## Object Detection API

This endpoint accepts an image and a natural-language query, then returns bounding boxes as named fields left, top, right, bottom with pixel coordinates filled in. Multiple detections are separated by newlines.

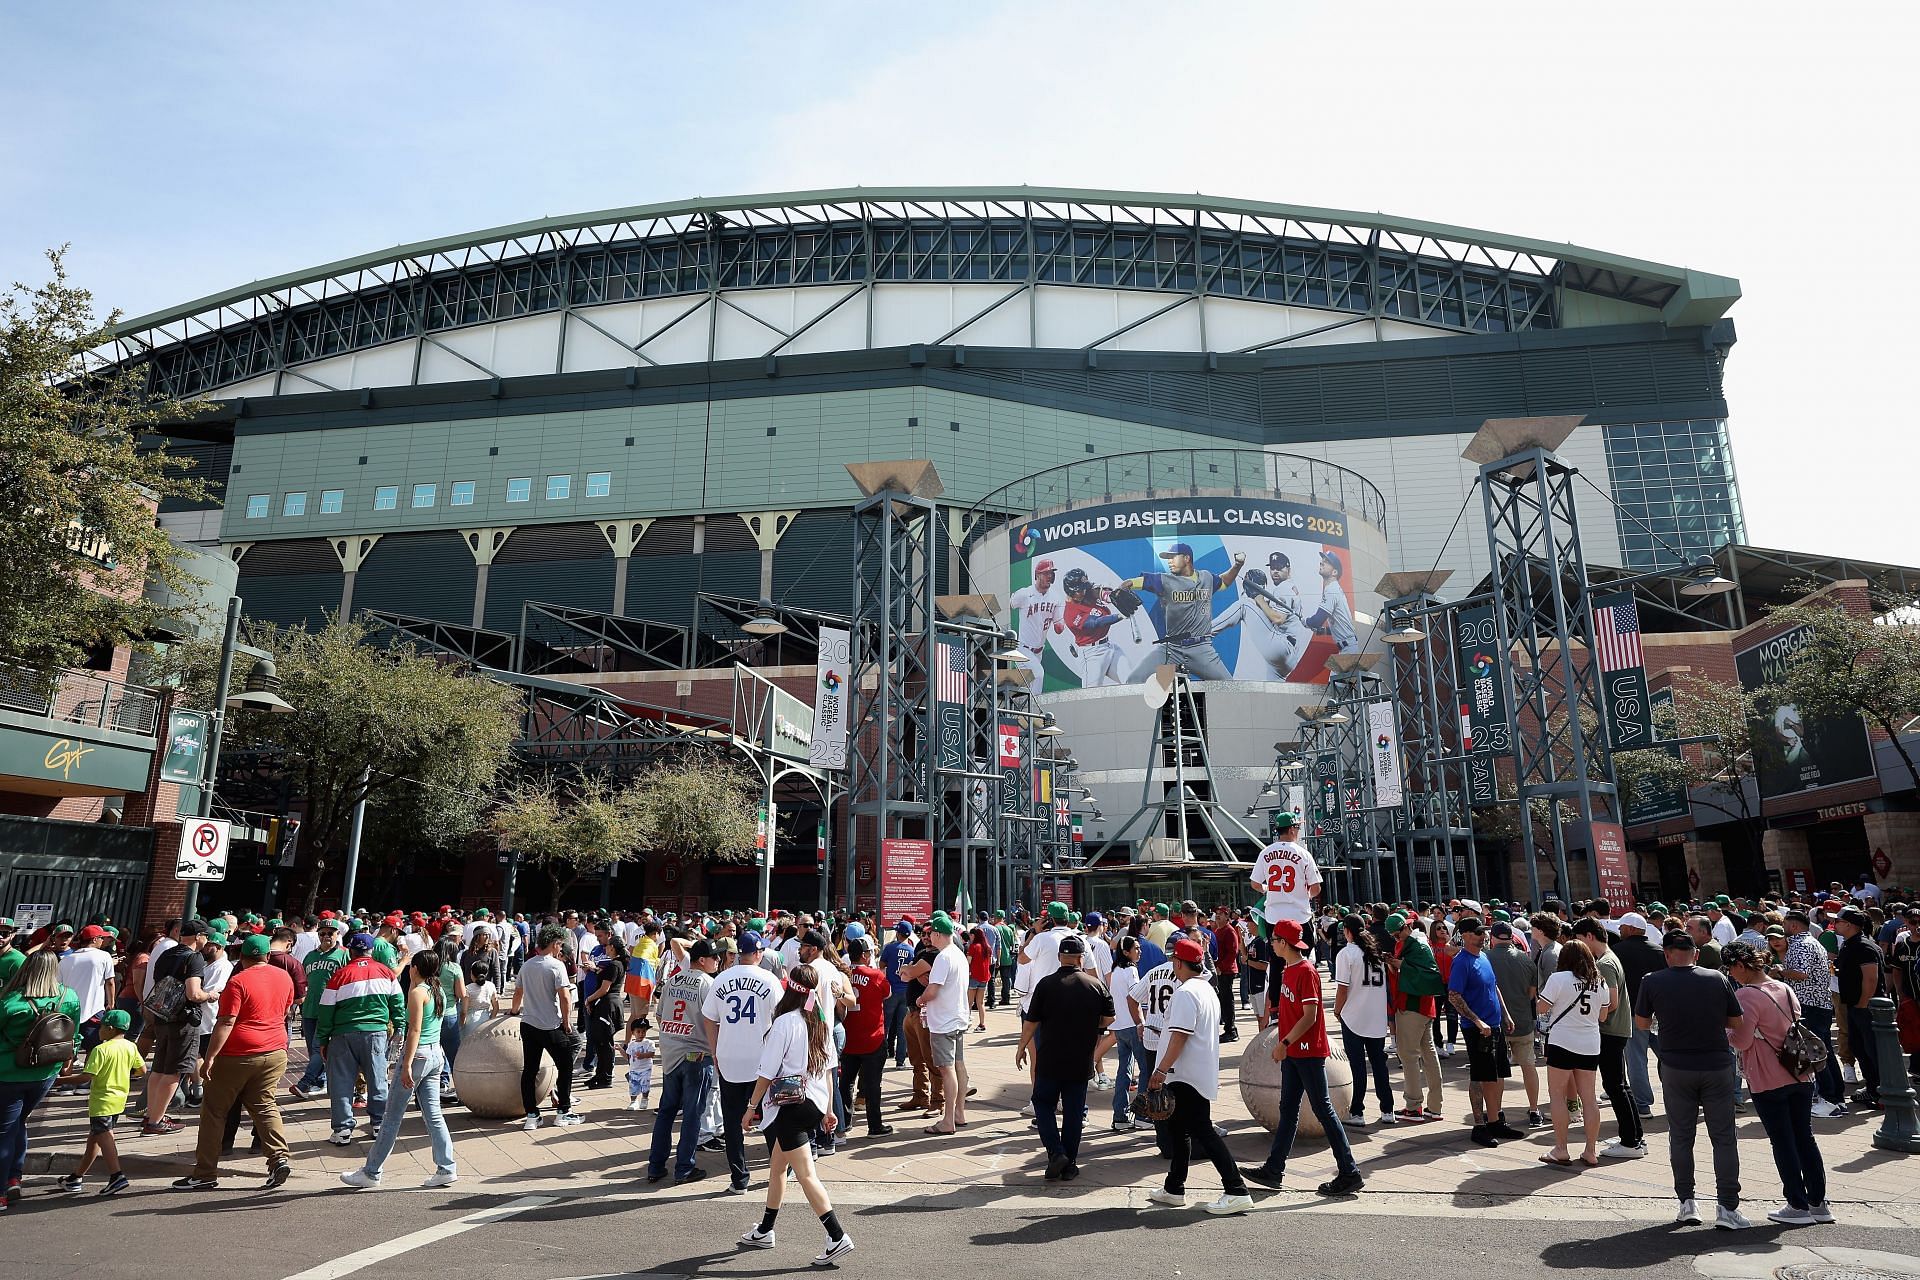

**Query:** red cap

left=1270, top=919, right=1304, bottom=948
left=1035, top=557, right=1056, bottom=574
left=1172, top=937, right=1206, bottom=966
left=383, top=913, right=404, bottom=929
left=439, top=905, right=452, bottom=913
left=319, top=910, right=336, bottom=920
left=74, top=925, right=107, bottom=945
left=1820, top=899, right=1843, bottom=911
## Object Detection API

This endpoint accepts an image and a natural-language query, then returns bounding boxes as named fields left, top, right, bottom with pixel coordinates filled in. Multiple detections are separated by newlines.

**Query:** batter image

left=1119, top=541, right=1243, bottom=682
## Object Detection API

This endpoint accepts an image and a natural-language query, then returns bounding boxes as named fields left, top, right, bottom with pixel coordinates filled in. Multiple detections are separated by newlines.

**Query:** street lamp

left=1036, top=714, right=1064, bottom=737
left=992, top=632, right=1028, bottom=663
left=1383, top=622, right=1427, bottom=645
left=742, top=602, right=789, bottom=636
left=1678, top=556, right=1737, bottom=597
left=228, top=655, right=294, bottom=713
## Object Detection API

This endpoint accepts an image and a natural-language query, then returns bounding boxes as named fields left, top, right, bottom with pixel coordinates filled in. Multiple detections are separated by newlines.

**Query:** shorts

left=1464, top=1023, right=1511, bottom=1083
left=88, top=1113, right=123, bottom=1135
left=765, top=1100, right=824, bottom=1152
left=151, top=1019, right=198, bottom=1075
left=969, top=979, right=987, bottom=991
left=929, top=1029, right=966, bottom=1068
left=1545, top=1043, right=1599, bottom=1072
left=1505, top=1033, right=1536, bottom=1066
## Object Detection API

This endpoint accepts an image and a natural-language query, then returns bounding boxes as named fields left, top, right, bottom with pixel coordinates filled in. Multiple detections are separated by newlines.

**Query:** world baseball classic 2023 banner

left=1002, top=497, right=1356, bottom=691
left=808, top=625, right=851, bottom=770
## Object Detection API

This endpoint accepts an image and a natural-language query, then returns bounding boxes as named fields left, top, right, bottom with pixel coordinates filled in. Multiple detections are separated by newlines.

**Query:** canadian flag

left=998, top=725, right=1023, bottom=768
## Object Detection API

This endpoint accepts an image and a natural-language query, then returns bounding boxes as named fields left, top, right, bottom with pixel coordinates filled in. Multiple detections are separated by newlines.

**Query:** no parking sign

left=175, top=817, right=232, bottom=882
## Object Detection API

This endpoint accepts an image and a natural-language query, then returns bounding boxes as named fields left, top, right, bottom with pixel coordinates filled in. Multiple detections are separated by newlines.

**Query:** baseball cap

left=1034, top=557, right=1056, bottom=574
left=738, top=931, right=765, bottom=954
left=1819, top=899, right=1844, bottom=912
left=53, top=922, right=74, bottom=935
left=1765, top=924, right=1787, bottom=938
left=1647, top=903, right=1669, bottom=917
left=1083, top=912, right=1104, bottom=928
left=800, top=929, right=829, bottom=949
left=1047, top=902, right=1069, bottom=922
left=689, top=939, right=718, bottom=961
left=1270, top=919, right=1304, bottom=947
left=713, top=936, right=738, bottom=954
left=1458, top=917, right=1487, bottom=935
left=1616, top=912, right=1651, bottom=934
left=0, top=917, right=14, bottom=931
left=1272, top=811, right=1299, bottom=829
left=1385, top=913, right=1408, bottom=932
left=1266, top=550, right=1290, bottom=569
left=1663, top=930, right=1696, bottom=951
left=1318, top=550, right=1341, bottom=568
left=1490, top=921, right=1515, bottom=940
left=382, top=912, right=404, bottom=929
left=1460, top=898, right=1483, bottom=916
left=1157, top=542, right=1194, bottom=559
left=1172, top=937, right=1206, bottom=965
left=844, top=922, right=867, bottom=942
left=929, top=916, right=957, bottom=936
left=1837, top=908, right=1871, bottom=929
left=317, top=917, right=341, bottom=932
left=102, top=1008, right=133, bottom=1032
left=1058, top=934, right=1086, bottom=956
left=206, top=924, right=230, bottom=946
left=1152, top=902, right=1169, bottom=915
left=318, top=909, right=337, bottom=920
left=74, top=925, right=106, bottom=945
left=347, top=932, right=377, bottom=952
left=241, top=933, right=273, bottom=958
left=894, top=919, right=913, bottom=934
left=1713, top=894, right=1731, bottom=908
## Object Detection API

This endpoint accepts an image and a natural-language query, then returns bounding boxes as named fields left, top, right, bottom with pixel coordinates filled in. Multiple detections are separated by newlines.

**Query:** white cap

left=1616, top=911, right=1651, bottom=934
left=1459, top=898, right=1483, bottom=916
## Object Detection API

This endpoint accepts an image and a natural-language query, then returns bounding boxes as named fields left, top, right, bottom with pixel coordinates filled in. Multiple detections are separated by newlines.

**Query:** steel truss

left=1321, top=665, right=1396, bottom=903
left=517, top=600, right=691, bottom=677
left=929, top=604, right=1006, bottom=913
left=689, top=593, right=834, bottom=670
left=1380, top=586, right=1484, bottom=905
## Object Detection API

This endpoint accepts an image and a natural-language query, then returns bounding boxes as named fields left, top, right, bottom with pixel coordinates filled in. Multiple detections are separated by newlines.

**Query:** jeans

left=648, top=1057, right=714, bottom=1180
left=816, top=1025, right=846, bottom=1151
left=1750, top=1081, right=1825, bottom=1211
left=297, top=1016, right=326, bottom=1090
left=519, top=1022, right=576, bottom=1117
left=717, top=1076, right=754, bottom=1187
left=1800, top=1003, right=1842, bottom=1105
left=439, top=1011, right=462, bottom=1089
left=1165, top=1081, right=1246, bottom=1196
left=1845, top=1005, right=1880, bottom=1100
left=1032, top=1075, right=1090, bottom=1164
left=998, top=964, right=1015, bottom=1008
left=363, top=1044, right=456, bottom=1178
left=1599, top=1034, right=1642, bottom=1147
left=1660, top=1062, right=1741, bottom=1210
left=0, top=1075, right=55, bottom=1186
left=1626, top=1026, right=1657, bottom=1111
left=883, top=990, right=911, bottom=1065
left=840, top=1048, right=886, bottom=1133
left=1256, top=1055, right=1358, bottom=1177
left=1111, top=1026, right=1143, bottom=1121
left=327, top=1030, right=390, bottom=1132
left=586, top=1014, right=616, bottom=1087
left=1341, top=1026, right=1394, bottom=1116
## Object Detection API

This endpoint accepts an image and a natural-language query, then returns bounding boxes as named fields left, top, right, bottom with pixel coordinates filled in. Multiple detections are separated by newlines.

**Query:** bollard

left=1868, top=996, right=1920, bottom=1154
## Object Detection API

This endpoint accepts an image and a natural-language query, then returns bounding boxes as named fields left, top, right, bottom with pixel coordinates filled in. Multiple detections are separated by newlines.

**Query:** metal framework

left=1380, top=582, right=1484, bottom=904
left=516, top=600, right=691, bottom=677
left=929, top=599, right=1009, bottom=913
left=688, top=593, right=834, bottom=670
left=358, top=609, right=516, bottom=669
left=95, top=188, right=1739, bottom=401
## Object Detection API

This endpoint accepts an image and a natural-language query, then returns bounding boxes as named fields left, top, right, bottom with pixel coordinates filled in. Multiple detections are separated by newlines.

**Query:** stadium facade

left=115, top=188, right=1753, bottom=897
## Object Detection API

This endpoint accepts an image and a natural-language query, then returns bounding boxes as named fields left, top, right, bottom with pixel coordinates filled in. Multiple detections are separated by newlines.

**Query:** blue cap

left=1084, top=911, right=1104, bottom=927
left=895, top=919, right=913, bottom=933
left=738, top=930, right=764, bottom=954
left=347, top=932, right=377, bottom=952
left=844, top=922, right=866, bottom=941
left=1158, top=542, right=1194, bottom=560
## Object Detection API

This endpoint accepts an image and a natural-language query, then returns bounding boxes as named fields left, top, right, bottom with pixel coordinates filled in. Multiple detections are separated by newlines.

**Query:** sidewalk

left=25, top=994, right=1920, bottom=1223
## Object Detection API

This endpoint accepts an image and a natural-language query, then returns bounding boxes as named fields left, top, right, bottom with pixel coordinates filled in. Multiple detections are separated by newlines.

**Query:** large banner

left=1591, top=592, right=1654, bottom=753
left=879, top=838, right=933, bottom=922
left=1367, top=701, right=1404, bottom=809
left=934, top=638, right=969, bottom=773
left=1002, top=497, right=1357, bottom=690
left=1625, top=686, right=1691, bottom=827
left=1454, top=604, right=1507, bottom=806
left=1735, top=625, right=1875, bottom=801
left=808, top=625, right=851, bottom=770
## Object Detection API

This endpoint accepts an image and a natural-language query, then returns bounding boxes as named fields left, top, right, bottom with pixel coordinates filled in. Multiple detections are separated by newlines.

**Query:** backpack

left=1755, top=985, right=1828, bottom=1080
left=141, top=948, right=194, bottom=1025
left=12, top=996, right=77, bottom=1070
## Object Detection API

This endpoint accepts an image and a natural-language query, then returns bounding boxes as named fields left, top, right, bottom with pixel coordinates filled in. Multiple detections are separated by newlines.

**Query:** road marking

left=279, top=1195, right=559, bottom=1280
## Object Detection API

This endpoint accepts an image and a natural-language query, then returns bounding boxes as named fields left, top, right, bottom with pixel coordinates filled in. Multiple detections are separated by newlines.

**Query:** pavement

left=9, top=980, right=1920, bottom=1277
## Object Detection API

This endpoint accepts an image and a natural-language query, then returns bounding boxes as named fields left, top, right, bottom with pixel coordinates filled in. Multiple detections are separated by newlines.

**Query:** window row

left=244, top=472, right=613, bottom=519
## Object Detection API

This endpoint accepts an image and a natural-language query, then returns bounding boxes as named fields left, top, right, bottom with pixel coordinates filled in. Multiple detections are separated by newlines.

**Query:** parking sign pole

left=182, top=595, right=242, bottom=923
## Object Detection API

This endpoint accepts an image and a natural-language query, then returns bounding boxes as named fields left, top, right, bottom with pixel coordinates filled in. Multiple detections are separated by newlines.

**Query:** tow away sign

left=175, top=817, right=232, bottom=882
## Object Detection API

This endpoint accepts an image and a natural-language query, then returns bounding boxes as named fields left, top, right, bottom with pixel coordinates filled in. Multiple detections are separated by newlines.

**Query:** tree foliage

left=630, top=751, right=761, bottom=867
left=491, top=770, right=649, bottom=910
left=1762, top=590, right=1920, bottom=792
left=0, top=248, right=211, bottom=668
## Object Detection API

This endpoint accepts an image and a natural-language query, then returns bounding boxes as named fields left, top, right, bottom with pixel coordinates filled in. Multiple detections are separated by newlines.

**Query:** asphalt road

left=8, top=1179, right=1920, bottom=1280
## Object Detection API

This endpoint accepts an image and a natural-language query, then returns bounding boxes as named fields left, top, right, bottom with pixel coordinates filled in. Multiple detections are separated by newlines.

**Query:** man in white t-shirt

left=1143, top=938, right=1250, bottom=1214
left=1083, top=913, right=1114, bottom=984
left=1249, top=814, right=1322, bottom=926
left=59, top=926, right=117, bottom=1032
left=1018, top=903, right=1075, bottom=1009
left=701, top=930, right=780, bottom=1193
left=291, top=916, right=320, bottom=963
left=919, top=917, right=971, bottom=1134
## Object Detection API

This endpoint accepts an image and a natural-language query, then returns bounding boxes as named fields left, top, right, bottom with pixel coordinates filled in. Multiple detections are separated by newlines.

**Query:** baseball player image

left=1059, top=567, right=1128, bottom=687
left=1007, top=557, right=1066, bottom=681
left=1206, top=549, right=1311, bottom=679
left=1118, top=541, right=1243, bottom=682
left=1301, top=550, right=1359, bottom=653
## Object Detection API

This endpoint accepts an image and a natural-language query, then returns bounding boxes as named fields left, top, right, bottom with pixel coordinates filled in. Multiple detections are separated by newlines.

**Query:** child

left=463, top=960, right=497, bottom=1028
left=623, top=1017, right=655, bottom=1110
left=57, top=1008, right=143, bottom=1196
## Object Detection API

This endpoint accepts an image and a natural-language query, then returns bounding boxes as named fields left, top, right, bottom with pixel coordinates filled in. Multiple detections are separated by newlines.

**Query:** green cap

left=929, top=915, right=957, bottom=935
left=1047, top=902, right=1070, bottom=922
left=1153, top=902, right=1169, bottom=915
left=474, top=908, right=491, bottom=918
left=1714, top=894, right=1731, bottom=907
left=1492, top=909, right=1510, bottom=922
left=1272, top=811, right=1298, bottom=829
left=1385, top=913, right=1408, bottom=932
left=1068, top=912, right=1082, bottom=926
left=102, top=1009, right=132, bottom=1031
left=0, top=917, right=14, bottom=929
left=243, top=913, right=262, bottom=924
left=241, top=933, right=272, bottom=958
left=206, top=925, right=230, bottom=945
left=266, top=919, right=283, bottom=929
left=103, top=926, right=120, bottom=937
left=1648, top=903, right=1669, bottom=916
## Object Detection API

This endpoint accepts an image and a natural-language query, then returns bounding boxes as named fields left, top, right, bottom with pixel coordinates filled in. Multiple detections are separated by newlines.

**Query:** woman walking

left=1333, top=915, right=1395, bottom=1127
left=966, top=928, right=993, bottom=1032
left=338, top=951, right=457, bottom=1189
left=1537, top=939, right=1611, bottom=1167
left=1098, top=935, right=1144, bottom=1130
left=738, top=964, right=854, bottom=1267
left=1725, top=940, right=1830, bottom=1225
left=0, top=951, right=80, bottom=1210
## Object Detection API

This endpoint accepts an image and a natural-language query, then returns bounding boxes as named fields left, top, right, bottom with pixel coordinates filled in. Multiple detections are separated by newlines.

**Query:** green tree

left=631, top=751, right=760, bottom=867
left=0, top=248, right=211, bottom=668
left=224, top=615, right=523, bottom=915
left=1763, top=591, right=1920, bottom=793
left=490, top=770, right=649, bottom=910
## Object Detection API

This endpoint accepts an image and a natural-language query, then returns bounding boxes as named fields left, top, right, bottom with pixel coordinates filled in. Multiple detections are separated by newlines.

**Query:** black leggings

left=520, top=1022, right=577, bottom=1116
left=586, top=1014, right=616, bottom=1086
left=1165, top=1081, right=1247, bottom=1196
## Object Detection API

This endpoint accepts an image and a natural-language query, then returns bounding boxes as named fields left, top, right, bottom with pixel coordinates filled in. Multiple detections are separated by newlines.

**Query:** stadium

left=105, top=186, right=1778, bottom=909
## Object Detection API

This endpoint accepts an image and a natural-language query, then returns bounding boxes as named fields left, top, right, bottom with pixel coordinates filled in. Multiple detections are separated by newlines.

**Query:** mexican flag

left=953, top=879, right=975, bottom=924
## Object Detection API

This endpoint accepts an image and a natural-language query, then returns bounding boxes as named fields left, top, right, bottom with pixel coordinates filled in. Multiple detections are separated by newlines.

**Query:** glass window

left=451, top=480, right=475, bottom=506
left=282, top=492, right=307, bottom=517
left=411, top=483, right=437, bottom=509
left=506, top=477, right=531, bottom=503
left=320, top=489, right=344, bottom=514
left=546, top=474, right=571, bottom=500
left=245, top=494, right=269, bottom=519
left=585, top=471, right=611, bottom=498
left=373, top=485, right=398, bottom=510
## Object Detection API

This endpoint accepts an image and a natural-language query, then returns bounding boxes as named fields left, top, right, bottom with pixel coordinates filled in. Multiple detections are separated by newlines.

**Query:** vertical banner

left=1312, top=753, right=1339, bottom=833
left=808, top=625, right=851, bottom=770
left=934, top=638, right=968, bottom=773
left=1454, top=604, right=1507, bottom=805
left=1367, top=701, right=1403, bottom=809
left=998, top=721, right=1024, bottom=815
left=1591, top=592, right=1653, bottom=752
left=879, top=838, right=934, bottom=922
left=160, top=709, right=210, bottom=785
left=968, top=760, right=992, bottom=840
left=1588, top=820, right=1632, bottom=908
left=1626, top=686, right=1691, bottom=826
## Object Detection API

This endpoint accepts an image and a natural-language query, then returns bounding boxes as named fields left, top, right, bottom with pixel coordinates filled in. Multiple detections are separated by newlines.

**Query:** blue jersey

left=1136, top=938, right=1167, bottom=974
left=881, top=938, right=915, bottom=995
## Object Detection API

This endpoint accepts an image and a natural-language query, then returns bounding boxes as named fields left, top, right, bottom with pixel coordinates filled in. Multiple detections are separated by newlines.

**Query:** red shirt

left=967, top=940, right=993, bottom=983
left=843, top=965, right=888, bottom=1055
left=1063, top=600, right=1118, bottom=645
left=1275, top=959, right=1329, bottom=1058
left=216, top=961, right=296, bottom=1058
left=1213, top=924, right=1240, bottom=975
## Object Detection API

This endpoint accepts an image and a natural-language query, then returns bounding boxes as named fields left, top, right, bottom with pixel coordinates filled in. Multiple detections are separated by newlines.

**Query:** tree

left=1762, top=590, right=1920, bottom=793
left=223, top=615, right=522, bottom=914
left=631, top=751, right=761, bottom=867
left=0, top=249, right=211, bottom=668
left=491, top=771, right=649, bottom=910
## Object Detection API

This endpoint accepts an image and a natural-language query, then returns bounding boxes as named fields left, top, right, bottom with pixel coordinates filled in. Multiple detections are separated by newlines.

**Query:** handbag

left=1754, top=985, right=1828, bottom=1079
left=769, top=1073, right=808, bottom=1106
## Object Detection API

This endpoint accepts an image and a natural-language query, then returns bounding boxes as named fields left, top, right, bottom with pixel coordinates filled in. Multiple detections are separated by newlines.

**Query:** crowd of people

left=1, top=818, right=1917, bottom=1250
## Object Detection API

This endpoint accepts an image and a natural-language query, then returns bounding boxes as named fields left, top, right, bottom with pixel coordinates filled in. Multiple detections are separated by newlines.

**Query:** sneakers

left=1808, top=1201, right=1835, bottom=1223
left=265, top=1159, right=292, bottom=1190
left=739, top=1227, right=776, bottom=1249
left=1111, top=1116, right=1138, bottom=1132
left=1675, top=1199, right=1702, bottom=1225
left=1045, top=1154, right=1069, bottom=1181
left=1469, top=1125, right=1499, bottom=1148
left=1238, top=1165, right=1284, bottom=1189
left=1145, top=1188, right=1187, bottom=1207
left=338, top=1169, right=382, bottom=1190
left=1094, top=1072, right=1112, bottom=1089
left=554, top=1112, right=585, bottom=1127
left=141, top=1118, right=183, bottom=1136
left=1842, top=1063, right=1858, bottom=1085
left=1809, top=1097, right=1840, bottom=1118
left=1420, top=1109, right=1444, bottom=1122
left=327, top=1127, right=356, bottom=1146
left=421, top=1171, right=458, bottom=1188
left=521, top=1114, right=542, bottom=1132
left=56, top=1174, right=83, bottom=1194
left=99, top=1173, right=130, bottom=1197
left=812, top=1235, right=855, bottom=1266
left=1205, top=1194, right=1253, bottom=1215
left=1601, top=1141, right=1648, bottom=1159
left=1767, top=1205, right=1818, bottom=1226
left=1438, top=1043, right=1455, bottom=1058
left=1344, top=1111, right=1367, bottom=1129
left=1490, top=1121, right=1527, bottom=1141
left=697, top=1137, right=725, bottom=1152
left=1019, top=1102, right=1035, bottom=1117
left=1319, top=1170, right=1366, bottom=1196
left=170, top=1176, right=219, bottom=1191
left=1394, top=1107, right=1426, bottom=1123
left=1714, top=1205, right=1752, bottom=1231
left=289, top=1083, right=319, bottom=1102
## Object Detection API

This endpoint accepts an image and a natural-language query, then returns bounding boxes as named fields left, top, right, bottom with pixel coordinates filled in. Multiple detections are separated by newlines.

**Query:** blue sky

left=5, top=0, right=1913, bottom=563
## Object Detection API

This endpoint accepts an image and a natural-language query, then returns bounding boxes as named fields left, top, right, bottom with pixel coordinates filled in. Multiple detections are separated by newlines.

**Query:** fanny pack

left=770, top=1073, right=807, bottom=1105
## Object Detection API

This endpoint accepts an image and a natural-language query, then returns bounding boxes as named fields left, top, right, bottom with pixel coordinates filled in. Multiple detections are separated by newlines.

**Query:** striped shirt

left=316, top=955, right=404, bottom=1040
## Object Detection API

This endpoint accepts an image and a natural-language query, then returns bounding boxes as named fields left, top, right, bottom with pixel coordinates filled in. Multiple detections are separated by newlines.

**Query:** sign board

left=13, top=904, right=54, bottom=932
left=879, top=838, right=933, bottom=923
left=159, top=710, right=210, bottom=785
left=175, top=817, right=232, bottom=882
left=1624, top=687, right=1691, bottom=827
left=766, top=686, right=816, bottom=764
left=807, top=626, right=851, bottom=770
left=1037, top=877, right=1075, bottom=909
left=1734, top=624, right=1875, bottom=802
left=1784, top=867, right=1813, bottom=894
left=1873, top=847, right=1893, bottom=878
left=1367, top=701, right=1403, bottom=809
left=1588, top=820, right=1632, bottom=908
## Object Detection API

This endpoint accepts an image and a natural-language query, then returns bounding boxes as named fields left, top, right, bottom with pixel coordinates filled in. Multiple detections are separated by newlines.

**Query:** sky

left=4, top=0, right=1914, bottom=564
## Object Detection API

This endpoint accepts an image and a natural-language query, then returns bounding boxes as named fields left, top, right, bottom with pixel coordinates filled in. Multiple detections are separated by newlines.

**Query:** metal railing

left=0, top=662, right=162, bottom=737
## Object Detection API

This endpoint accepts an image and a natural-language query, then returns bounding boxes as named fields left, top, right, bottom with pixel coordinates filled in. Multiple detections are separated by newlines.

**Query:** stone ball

left=452, top=1015, right=556, bottom=1118
left=1237, top=1024, right=1353, bottom=1139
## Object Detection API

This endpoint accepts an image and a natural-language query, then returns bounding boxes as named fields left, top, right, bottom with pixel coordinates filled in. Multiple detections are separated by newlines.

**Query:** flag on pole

left=937, top=640, right=970, bottom=704
left=953, top=878, right=974, bottom=924
left=1592, top=596, right=1644, bottom=672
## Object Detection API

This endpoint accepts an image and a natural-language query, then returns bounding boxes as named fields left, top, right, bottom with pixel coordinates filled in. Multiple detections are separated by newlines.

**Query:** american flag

left=937, top=640, right=969, bottom=705
left=1592, top=597, right=1644, bottom=673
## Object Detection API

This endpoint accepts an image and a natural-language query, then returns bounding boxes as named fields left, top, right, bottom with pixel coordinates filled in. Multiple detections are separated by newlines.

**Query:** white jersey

left=1209, top=595, right=1307, bottom=677
left=1009, top=582, right=1064, bottom=654
left=1127, top=961, right=1180, bottom=1052
left=1250, top=839, right=1321, bottom=925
